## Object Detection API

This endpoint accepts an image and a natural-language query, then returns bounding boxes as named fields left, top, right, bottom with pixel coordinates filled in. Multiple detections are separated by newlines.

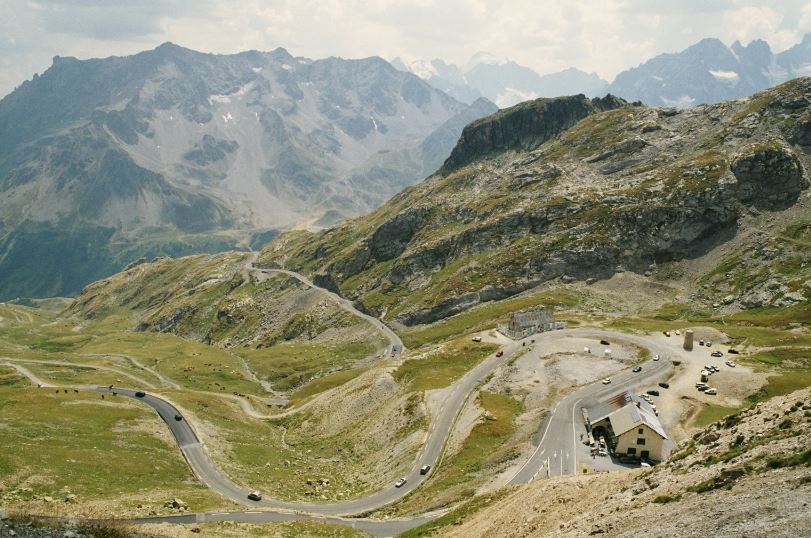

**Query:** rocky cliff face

left=259, top=78, right=811, bottom=326
left=441, top=94, right=628, bottom=173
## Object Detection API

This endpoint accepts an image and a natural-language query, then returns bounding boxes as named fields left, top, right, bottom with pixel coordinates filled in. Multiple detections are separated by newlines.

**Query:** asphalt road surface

left=255, top=267, right=405, bottom=356
left=15, top=292, right=679, bottom=536
left=508, top=330, right=674, bottom=483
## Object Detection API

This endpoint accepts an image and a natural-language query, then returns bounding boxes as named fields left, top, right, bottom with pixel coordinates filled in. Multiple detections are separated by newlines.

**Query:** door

left=641, top=450, right=650, bottom=459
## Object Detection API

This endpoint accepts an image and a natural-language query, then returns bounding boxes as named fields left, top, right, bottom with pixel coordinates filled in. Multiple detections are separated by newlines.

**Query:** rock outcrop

left=440, top=94, right=629, bottom=173
left=731, top=142, right=808, bottom=208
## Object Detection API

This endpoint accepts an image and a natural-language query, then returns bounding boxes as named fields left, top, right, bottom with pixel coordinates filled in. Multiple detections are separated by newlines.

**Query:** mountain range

left=0, top=43, right=496, bottom=299
left=391, top=54, right=608, bottom=107
left=393, top=33, right=811, bottom=108
left=258, top=78, right=811, bottom=325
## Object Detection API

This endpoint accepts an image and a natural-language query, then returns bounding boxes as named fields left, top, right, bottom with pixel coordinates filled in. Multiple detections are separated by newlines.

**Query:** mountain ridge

left=257, top=78, right=811, bottom=326
left=0, top=43, right=496, bottom=300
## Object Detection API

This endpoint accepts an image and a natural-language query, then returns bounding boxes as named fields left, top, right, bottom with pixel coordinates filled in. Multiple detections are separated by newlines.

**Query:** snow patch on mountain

left=709, top=69, right=740, bottom=83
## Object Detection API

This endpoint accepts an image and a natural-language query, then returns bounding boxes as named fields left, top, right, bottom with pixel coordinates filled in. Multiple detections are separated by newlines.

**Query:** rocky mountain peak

left=441, top=93, right=629, bottom=173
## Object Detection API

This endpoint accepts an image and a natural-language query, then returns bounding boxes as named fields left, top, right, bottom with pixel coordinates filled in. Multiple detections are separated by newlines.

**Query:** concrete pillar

left=683, top=329, right=694, bottom=351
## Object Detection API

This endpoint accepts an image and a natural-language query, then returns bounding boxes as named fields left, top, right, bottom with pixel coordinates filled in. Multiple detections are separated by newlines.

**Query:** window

left=637, top=438, right=646, bottom=445
left=627, top=447, right=636, bottom=455
left=638, top=428, right=643, bottom=434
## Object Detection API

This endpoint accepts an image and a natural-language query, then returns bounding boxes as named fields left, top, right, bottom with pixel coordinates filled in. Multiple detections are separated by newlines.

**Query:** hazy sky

left=2, top=0, right=811, bottom=98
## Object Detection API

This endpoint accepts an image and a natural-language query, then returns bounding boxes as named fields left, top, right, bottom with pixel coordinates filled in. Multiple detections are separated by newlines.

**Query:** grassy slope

left=0, top=367, right=224, bottom=515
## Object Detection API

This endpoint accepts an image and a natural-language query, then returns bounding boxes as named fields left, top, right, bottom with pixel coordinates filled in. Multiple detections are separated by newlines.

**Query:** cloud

left=1, top=0, right=810, bottom=98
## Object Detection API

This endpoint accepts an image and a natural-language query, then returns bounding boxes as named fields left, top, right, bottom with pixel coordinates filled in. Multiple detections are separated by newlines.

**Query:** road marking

left=246, top=511, right=262, bottom=514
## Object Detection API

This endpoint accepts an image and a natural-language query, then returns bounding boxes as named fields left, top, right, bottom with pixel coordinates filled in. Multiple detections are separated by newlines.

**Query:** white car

left=602, top=377, right=612, bottom=384
left=675, top=330, right=681, bottom=336
left=653, top=354, right=660, bottom=361
left=726, top=361, right=737, bottom=367
left=705, top=388, right=717, bottom=395
left=395, top=477, right=407, bottom=488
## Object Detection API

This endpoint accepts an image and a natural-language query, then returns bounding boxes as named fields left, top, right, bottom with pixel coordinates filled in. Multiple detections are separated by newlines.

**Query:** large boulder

left=731, top=142, right=809, bottom=208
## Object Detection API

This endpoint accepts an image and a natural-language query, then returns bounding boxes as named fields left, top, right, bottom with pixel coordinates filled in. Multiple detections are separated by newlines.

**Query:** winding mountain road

left=4, top=264, right=680, bottom=536
left=254, top=267, right=404, bottom=356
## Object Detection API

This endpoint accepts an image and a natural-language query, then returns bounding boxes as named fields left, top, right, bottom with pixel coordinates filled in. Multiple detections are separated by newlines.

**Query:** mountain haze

left=0, top=43, right=494, bottom=300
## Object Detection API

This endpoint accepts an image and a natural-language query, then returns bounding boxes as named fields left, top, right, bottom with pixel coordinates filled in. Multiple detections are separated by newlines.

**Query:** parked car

left=395, top=477, right=407, bottom=488
left=696, top=382, right=708, bottom=388
left=658, top=382, right=670, bottom=389
left=726, top=361, right=737, bottom=367
left=711, top=351, right=723, bottom=357
left=135, top=391, right=146, bottom=398
left=653, top=354, right=660, bottom=361
left=646, top=389, right=660, bottom=396
left=633, top=366, right=642, bottom=373
left=600, top=340, right=610, bottom=346
left=602, top=377, right=612, bottom=384
left=705, top=388, right=718, bottom=395
left=699, top=339, right=705, bottom=346
left=675, top=330, right=681, bottom=335
left=420, top=465, right=431, bottom=475
left=697, top=385, right=709, bottom=392
left=728, top=349, right=740, bottom=354
left=663, top=331, right=671, bottom=337
left=706, top=341, right=712, bottom=347
left=472, top=336, right=482, bottom=342
left=495, top=350, right=504, bottom=357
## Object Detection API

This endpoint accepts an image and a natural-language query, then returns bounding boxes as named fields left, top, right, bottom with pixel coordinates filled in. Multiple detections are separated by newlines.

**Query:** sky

left=2, top=0, right=811, bottom=98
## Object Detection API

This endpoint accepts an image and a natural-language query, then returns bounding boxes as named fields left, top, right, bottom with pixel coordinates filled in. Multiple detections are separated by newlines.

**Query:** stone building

left=497, top=309, right=566, bottom=339
left=586, top=391, right=669, bottom=461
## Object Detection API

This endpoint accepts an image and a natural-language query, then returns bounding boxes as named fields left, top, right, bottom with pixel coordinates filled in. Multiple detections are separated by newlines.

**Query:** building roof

left=588, top=390, right=667, bottom=440
left=588, top=391, right=652, bottom=424
left=511, top=309, right=554, bottom=328
left=608, top=403, right=668, bottom=440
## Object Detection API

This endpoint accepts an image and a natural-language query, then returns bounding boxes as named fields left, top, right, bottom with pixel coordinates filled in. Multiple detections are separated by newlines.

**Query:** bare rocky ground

left=434, top=387, right=811, bottom=538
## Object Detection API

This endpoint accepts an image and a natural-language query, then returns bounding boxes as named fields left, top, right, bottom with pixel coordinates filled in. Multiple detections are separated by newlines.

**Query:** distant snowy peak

left=608, top=32, right=811, bottom=107
left=464, top=51, right=509, bottom=70
left=391, top=54, right=608, bottom=107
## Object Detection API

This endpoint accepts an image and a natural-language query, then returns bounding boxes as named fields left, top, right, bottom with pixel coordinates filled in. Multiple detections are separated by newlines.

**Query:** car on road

left=395, top=477, right=407, bottom=488
left=135, top=391, right=146, bottom=398
left=602, top=377, right=612, bottom=384
left=653, top=354, right=660, bottom=361
left=495, top=350, right=504, bottom=357
left=174, top=414, right=183, bottom=421
left=705, top=388, right=718, bottom=395
left=711, top=351, right=723, bottom=357
left=247, top=491, right=262, bottom=501
left=658, top=382, right=670, bottom=389
left=726, top=360, right=737, bottom=367
left=646, top=389, right=659, bottom=396
left=420, top=465, right=431, bottom=475
left=728, top=349, right=740, bottom=354
left=632, top=366, right=642, bottom=373
left=600, top=339, right=610, bottom=345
